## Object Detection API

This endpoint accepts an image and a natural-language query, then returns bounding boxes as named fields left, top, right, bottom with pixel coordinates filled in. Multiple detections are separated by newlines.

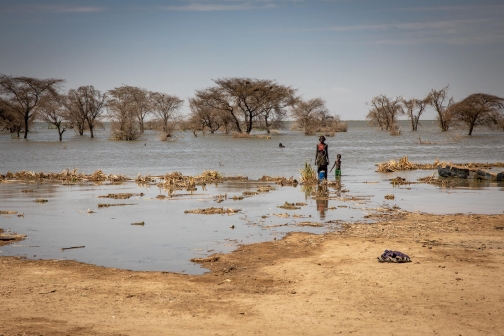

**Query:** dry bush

left=299, top=161, right=318, bottom=184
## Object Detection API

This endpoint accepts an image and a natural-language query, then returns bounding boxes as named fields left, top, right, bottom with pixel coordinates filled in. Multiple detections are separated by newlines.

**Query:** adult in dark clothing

left=315, top=136, right=329, bottom=179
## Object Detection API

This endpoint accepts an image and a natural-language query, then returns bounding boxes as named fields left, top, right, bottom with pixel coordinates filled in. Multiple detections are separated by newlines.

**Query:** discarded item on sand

left=184, top=207, right=241, bottom=215
left=60, top=246, right=85, bottom=252
left=35, top=199, right=48, bottom=203
left=131, top=221, right=145, bottom=226
left=384, top=194, right=395, bottom=200
left=277, top=202, right=301, bottom=210
left=190, top=256, right=220, bottom=263
left=377, top=250, right=411, bottom=263
left=97, top=203, right=134, bottom=208
left=0, top=210, right=17, bottom=215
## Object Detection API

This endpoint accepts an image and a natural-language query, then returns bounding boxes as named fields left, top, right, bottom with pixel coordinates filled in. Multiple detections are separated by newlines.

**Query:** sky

left=1, top=0, right=503, bottom=120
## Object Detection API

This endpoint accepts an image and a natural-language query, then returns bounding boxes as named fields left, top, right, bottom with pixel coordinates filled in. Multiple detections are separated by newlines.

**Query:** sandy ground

left=1, top=212, right=504, bottom=336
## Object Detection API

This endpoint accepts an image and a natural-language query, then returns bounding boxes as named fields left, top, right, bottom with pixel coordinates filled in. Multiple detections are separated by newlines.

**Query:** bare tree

left=188, top=100, right=223, bottom=134
left=427, top=85, right=454, bottom=131
left=291, top=98, right=329, bottom=135
left=402, top=96, right=428, bottom=131
left=191, top=78, right=297, bottom=134
left=38, top=93, right=68, bottom=141
left=0, top=74, right=64, bottom=139
left=126, top=86, right=150, bottom=133
left=0, top=104, right=24, bottom=138
left=150, top=92, right=183, bottom=138
left=366, top=95, right=404, bottom=131
left=450, top=93, right=504, bottom=135
left=107, top=86, right=140, bottom=140
left=67, top=86, right=107, bottom=138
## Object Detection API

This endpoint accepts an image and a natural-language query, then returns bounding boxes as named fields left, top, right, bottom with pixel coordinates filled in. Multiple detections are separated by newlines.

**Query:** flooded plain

left=1, top=121, right=503, bottom=273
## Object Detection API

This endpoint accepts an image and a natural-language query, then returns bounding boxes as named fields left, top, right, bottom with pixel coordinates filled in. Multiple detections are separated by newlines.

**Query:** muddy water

left=1, top=121, right=503, bottom=273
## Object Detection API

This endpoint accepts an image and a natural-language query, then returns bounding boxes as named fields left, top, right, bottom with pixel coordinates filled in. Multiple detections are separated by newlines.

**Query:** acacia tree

left=126, top=86, right=150, bottom=133
left=291, top=98, right=328, bottom=135
left=0, top=104, right=24, bottom=138
left=427, top=85, right=454, bottom=131
left=451, top=93, right=504, bottom=135
left=0, top=74, right=64, bottom=139
left=366, top=95, right=404, bottom=131
left=402, top=96, right=428, bottom=131
left=38, top=93, right=68, bottom=141
left=107, top=86, right=140, bottom=140
left=187, top=100, right=223, bottom=134
left=191, top=78, right=297, bottom=134
left=150, top=92, right=183, bottom=138
left=67, top=86, right=107, bottom=138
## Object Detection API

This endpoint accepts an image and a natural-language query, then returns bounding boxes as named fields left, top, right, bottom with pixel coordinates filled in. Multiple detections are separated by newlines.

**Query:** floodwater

left=1, top=121, right=503, bottom=274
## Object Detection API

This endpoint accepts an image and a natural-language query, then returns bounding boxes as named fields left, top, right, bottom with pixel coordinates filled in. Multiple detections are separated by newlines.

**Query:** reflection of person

left=315, top=136, right=329, bottom=180
left=330, top=154, right=342, bottom=177
left=279, top=143, right=285, bottom=148
left=316, top=184, right=329, bottom=220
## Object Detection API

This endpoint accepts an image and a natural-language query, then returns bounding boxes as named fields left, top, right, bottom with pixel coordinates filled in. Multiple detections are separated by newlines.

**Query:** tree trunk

left=89, top=123, right=94, bottom=138
left=468, top=123, right=474, bottom=136
left=24, top=116, right=29, bottom=139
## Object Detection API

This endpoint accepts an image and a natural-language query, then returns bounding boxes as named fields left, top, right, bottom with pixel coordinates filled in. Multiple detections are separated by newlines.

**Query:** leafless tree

left=0, top=104, right=24, bottom=138
left=291, top=98, right=328, bottom=135
left=191, top=78, right=297, bottom=134
left=107, top=86, right=140, bottom=140
left=402, top=96, right=428, bottom=131
left=67, top=86, right=107, bottom=138
left=126, top=86, right=150, bottom=133
left=150, top=92, right=183, bottom=139
left=427, top=85, right=454, bottom=131
left=187, top=100, right=222, bottom=134
left=37, top=93, right=68, bottom=141
left=0, top=74, right=64, bottom=139
left=366, top=95, right=404, bottom=131
left=450, top=93, right=504, bottom=135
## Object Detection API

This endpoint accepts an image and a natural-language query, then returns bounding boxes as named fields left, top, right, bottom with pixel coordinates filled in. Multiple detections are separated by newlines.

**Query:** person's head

left=319, top=136, right=326, bottom=143
left=279, top=143, right=283, bottom=147
left=337, top=154, right=341, bottom=159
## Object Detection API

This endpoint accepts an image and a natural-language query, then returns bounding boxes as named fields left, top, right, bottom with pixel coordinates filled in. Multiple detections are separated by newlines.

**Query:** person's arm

left=330, top=161, right=336, bottom=172
left=325, top=144, right=329, bottom=164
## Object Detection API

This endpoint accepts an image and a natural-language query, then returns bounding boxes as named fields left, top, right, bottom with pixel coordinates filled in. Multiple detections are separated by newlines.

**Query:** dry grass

left=0, top=169, right=128, bottom=183
left=299, top=161, right=318, bottom=184
left=258, top=175, right=298, bottom=186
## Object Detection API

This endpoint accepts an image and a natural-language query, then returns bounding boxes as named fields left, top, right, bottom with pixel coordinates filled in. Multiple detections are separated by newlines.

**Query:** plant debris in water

left=98, top=193, right=144, bottom=199
left=376, top=157, right=504, bottom=173
left=97, top=203, right=135, bottom=208
left=258, top=175, right=298, bottom=186
left=0, top=169, right=128, bottom=183
left=277, top=202, right=301, bottom=210
left=184, top=207, right=241, bottom=214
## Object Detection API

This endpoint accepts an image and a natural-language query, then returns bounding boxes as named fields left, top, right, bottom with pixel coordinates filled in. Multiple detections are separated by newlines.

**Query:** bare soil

left=1, top=213, right=504, bottom=335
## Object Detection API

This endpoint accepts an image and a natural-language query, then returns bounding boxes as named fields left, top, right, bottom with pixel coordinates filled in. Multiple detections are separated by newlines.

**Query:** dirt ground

left=1, top=212, right=504, bottom=336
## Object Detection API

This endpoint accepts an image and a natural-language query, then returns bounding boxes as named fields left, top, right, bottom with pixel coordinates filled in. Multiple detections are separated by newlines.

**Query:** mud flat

left=1, top=212, right=503, bottom=335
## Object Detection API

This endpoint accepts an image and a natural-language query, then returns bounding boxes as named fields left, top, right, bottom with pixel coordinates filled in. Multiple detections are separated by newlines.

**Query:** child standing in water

left=330, top=154, right=342, bottom=177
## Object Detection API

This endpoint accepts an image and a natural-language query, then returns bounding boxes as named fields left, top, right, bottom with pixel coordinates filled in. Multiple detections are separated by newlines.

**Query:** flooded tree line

left=366, top=85, right=504, bottom=135
left=0, top=74, right=347, bottom=141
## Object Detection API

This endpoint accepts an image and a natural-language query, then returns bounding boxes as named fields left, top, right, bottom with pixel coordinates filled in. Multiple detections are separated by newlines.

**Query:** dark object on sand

left=377, top=250, right=411, bottom=263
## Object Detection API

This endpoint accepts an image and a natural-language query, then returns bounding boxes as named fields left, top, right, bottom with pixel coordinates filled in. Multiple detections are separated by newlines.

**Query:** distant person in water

left=315, top=136, right=329, bottom=180
left=279, top=143, right=285, bottom=148
left=330, top=154, right=342, bottom=177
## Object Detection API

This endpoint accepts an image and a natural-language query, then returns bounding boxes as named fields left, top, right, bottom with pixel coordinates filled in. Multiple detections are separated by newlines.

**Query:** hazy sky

left=1, top=0, right=503, bottom=120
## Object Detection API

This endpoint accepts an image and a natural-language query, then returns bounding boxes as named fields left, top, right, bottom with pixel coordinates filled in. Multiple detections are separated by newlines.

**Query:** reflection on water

left=1, top=121, right=503, bottom=273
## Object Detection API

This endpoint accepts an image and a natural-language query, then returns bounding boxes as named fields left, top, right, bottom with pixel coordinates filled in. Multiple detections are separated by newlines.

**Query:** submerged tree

left=67, top=86, right=107, bottom=138
left=401, top=96, right=428, bottom=131
left=150, top=92, right=183, bottom=139
left=0, top=104, right=24, bottom=138
left=450, top=93, right=504, bottom=135
left=427, top=85, right=454, bottom=131
left=107, top=86, right=140, bottom=140
left=291, top=98, right=346, bottom=135
left=0, top=74, right=64, bottom=139
left=366, top=95, right=404, bottom=131
left=191, top=78, right=297, bottom=134
left=38, top=93, right=68, bottom=141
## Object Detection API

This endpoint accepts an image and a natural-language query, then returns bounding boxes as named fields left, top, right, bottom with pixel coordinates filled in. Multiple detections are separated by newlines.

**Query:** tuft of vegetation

left=299, top=161, right=318, bottom=184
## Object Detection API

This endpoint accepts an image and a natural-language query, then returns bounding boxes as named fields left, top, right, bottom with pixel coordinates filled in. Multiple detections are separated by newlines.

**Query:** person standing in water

left=330, top=154, right=342, bottom=178
left=315, top=136, right=329, bottom=180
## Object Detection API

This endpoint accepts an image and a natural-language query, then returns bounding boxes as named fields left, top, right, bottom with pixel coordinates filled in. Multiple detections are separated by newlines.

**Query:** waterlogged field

left=1, top=121, right=503, bottom=273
